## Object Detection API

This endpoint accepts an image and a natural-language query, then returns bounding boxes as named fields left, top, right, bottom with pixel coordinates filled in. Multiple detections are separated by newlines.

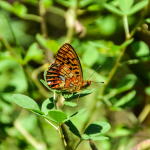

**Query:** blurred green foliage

left=0, top=0, right=150, bottom=150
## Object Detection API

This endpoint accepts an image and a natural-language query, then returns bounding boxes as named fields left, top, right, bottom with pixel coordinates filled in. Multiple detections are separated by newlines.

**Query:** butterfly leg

left=76, top=90, right=82, bottom=106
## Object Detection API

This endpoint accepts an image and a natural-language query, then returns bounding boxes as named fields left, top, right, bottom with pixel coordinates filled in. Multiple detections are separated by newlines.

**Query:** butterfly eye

left=85, top=82, right=89, bottom=86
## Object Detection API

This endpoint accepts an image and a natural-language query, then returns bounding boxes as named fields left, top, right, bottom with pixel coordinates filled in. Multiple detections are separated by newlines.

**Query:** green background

left=0, top=0, right=150, bottom=150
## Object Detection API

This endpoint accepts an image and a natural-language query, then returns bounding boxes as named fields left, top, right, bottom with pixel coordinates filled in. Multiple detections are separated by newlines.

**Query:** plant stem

left=123, top=15, right=130, bottom=39
left=65, top=0, right=79, bottom=43
left=22, top=14, right=42, bottom=22
left=0, top=35, right=19, bottom=59
left=47, top=6, right=65, bottom=18
left=38, top=0, right=47, bottom=38
left=74, top=139, right=82, bottom=150
left=59, top=125, right=69, bottom=150
left=3, top=15, right=19, bottom=47
left=44, top=119, right=58, bottom=130
left=25, top=65, right=50, bottom=98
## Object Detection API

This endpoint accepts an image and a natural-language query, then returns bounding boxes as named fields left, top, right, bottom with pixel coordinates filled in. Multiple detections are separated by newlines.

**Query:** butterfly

left=46, top=43, right=91, bottom=93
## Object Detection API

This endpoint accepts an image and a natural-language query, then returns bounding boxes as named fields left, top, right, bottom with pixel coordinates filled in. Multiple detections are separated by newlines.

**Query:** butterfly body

left=46, top=43, right=91, bottom=93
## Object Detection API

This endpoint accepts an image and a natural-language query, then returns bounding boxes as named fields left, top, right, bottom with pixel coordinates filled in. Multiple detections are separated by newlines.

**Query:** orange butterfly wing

left=46, top=43, right=84, bottom=92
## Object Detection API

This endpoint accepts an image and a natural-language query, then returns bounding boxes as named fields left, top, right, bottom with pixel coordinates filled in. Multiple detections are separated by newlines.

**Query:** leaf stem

left=74, top=139, right=83, bottom=150
left=44, top=119, right=58, bottom=130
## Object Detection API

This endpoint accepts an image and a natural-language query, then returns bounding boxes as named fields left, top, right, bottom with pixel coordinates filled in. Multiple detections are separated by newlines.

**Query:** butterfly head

left=82, top=80, right=92, bottom=89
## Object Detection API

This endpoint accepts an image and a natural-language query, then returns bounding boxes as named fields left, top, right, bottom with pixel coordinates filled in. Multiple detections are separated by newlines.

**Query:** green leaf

left=63, top=101, right=77, bottom=107
left=29, top=109, right=45, bottom=115
left=83, top=47, right=99, bottom=67
left=114, top=90, right=136, bottom=107
left=48, top=110, right=67, bottom=124
left=120, top=38, right=134, bottom=49
left=145, top=87, right=150, bottom=95
left=63, top=108, right=86, bottom=122
left=13, top=2, right=27, bottom=17
left=0, top=1, right=13, bottom=12
left=118, top=0, right=134, bottom=14
left=109, top=125, right=133, bottom=137
left=128, top=1, right=148, bottom=16
left=29, top=110, right=58, bottom=123
left=83, top=122, right=111, bottom=140
left=24, top=43, right=43, bottom=63
left=62, top=89, right=95, bottom=100
left=90, top=136, right=109, bottom=141
left=65, top=120, right=81, bottom=138
left=44, top=69, right=47, bottom=81
left=107, top=39, right=134, bottom=54
left=79, top=0, right=94, bottom=8
left=36, top=33, right=47, bottom=48
left=132, top=41, right=149, bottom=57
left=12, top=94, right=40, bottom=110
left=82, top=135, right=109, bottom=141
left=104, top=74, right=137, bottom=100
left=40, top=79, right=51, bottom=91
left=41, top=98, right=54, bottom=115
left=103, top=3, right=123, bottom=16
left=55, top=0, right=74, bottom=7
left=41, top=0, right=53, bottom=8
left=0, top=58, right=28, bottom=93
left=88, top=4, right=101, bottom=11
left=46, top=40, right=60, bottom=54
left=116, top=74, right=137, bottom=94
left=88, top=41, right=109, bottom=49
left=42, top=114, right=58, bottom=123
left=146, top=18, right=150, bottom=23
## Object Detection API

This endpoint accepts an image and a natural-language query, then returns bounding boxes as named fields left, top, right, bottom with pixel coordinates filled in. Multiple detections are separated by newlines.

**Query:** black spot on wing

left=75, top=71, right=79, bottom=74
left=69, top=67, right=72, bottom=71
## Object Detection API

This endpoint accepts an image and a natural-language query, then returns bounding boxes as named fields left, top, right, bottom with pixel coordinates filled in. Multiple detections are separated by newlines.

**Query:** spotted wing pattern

left=46, top=43, right=84, bottom=92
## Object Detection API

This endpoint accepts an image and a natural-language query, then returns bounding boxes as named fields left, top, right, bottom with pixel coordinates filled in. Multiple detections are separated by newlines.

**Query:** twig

left=59, top=125, right=69, bottom=150
left=25, top=65, right=50, bottom=98
left=65, top=0, right=79, bottom=43
left=0, top=35, right=19, bottom=59
left=123, top=15, right=130, bottom=39
left=14, top=120, right=46, bottom=150
left=38, top=0, right=47, bottom=38
left=21, top=14, right=42, bottom=22
left=89, top=139, right=98, bottom=150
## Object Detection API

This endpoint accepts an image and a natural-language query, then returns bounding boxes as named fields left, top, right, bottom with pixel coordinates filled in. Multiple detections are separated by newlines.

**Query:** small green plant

left=12, top=78, right=111, bottom=150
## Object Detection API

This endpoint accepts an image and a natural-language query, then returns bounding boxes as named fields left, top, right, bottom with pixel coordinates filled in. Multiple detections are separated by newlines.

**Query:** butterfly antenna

left=91, top=81, right=104, bottom=84
left=87, top=65, right=101, bottom=81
